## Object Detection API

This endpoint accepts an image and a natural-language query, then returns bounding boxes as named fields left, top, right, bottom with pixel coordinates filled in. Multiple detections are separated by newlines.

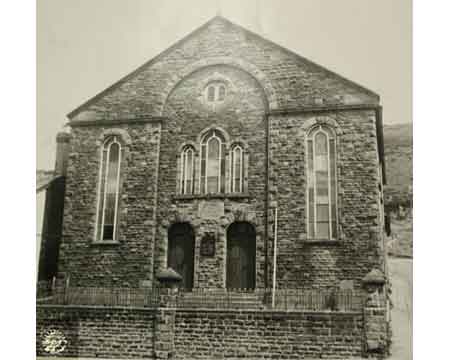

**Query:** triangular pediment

left=69, top=16, right=379, bottom=122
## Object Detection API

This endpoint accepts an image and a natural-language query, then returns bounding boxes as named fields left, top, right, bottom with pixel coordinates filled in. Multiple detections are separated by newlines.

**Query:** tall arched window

left=306, top=126, right=338, bottom=240
left=200, top=130, right=226, bottom=194
left=230, top=144, right=243, bottom=193
left=96, top=136, right=122, bottom=241
left=180, top=146, right=195, bottom=195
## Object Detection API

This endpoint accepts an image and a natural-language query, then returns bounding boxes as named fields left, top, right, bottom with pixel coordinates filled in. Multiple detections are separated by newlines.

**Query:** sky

left=37, top=0, right=412, bottom=170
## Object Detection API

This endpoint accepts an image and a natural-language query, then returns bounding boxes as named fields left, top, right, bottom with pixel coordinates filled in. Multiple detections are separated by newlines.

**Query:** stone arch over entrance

left=167, top=222, right=195, bottom=290
left=226, top=221, right=256, bottom=290
left=160, top=56, right=279, bottom=115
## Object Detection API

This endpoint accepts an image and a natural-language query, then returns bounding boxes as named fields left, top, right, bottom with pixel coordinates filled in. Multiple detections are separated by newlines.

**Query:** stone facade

left=44, top=15, right=390, bottom=358
left=267, top=110, right=385, bottom=290
left=58, top=122, right=161, bottom=287
left=58, top=16, right=386, bottom=290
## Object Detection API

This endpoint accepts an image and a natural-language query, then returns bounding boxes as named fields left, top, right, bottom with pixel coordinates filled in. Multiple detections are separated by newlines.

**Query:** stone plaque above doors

left=198, top=200, right=224, bottom=220
left=200, top=232, right=216, bottom=257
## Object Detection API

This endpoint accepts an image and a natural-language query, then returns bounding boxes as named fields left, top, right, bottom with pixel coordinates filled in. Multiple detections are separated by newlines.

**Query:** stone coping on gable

left=69, top=116, right=166, bottom=127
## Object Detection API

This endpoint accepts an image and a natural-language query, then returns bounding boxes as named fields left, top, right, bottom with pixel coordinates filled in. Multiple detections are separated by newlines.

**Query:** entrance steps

left=176, top=289, right=267, bottom=309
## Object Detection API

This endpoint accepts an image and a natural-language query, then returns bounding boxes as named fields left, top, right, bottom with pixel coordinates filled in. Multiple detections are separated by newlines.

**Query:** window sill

left=91, top=240, right=120, bottom=246
left=173, top=193, right=250, bottom=201
left=301, top=239, right=340, bottom=246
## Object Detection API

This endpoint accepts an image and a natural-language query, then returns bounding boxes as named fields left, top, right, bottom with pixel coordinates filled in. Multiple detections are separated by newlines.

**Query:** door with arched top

left=226, top=222, right=256, bottom=289
left=168, top=223, right=195, bottom=290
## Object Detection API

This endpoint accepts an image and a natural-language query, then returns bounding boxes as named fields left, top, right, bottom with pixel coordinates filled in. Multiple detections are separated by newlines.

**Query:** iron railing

left=175, top=288, right=363, bottom=312
left=36, top=280, right=363, bottom=311
left=37, top=283, right=160, bottom=308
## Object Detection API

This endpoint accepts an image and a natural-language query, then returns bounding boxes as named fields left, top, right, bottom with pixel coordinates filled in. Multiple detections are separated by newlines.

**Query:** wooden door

left=226, top=222, right=256, bottom=289
left=168, top=223, right=195, bottom=290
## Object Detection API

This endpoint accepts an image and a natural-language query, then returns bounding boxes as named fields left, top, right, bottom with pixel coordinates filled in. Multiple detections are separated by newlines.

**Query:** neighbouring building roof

left=36, top=170, right=60, bottom=193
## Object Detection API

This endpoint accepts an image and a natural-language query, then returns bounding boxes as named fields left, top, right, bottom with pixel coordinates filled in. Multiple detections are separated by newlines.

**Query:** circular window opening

left=205, top=82, right=227, bottom=103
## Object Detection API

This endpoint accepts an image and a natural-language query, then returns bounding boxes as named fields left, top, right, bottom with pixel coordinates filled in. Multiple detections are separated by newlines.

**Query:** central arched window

left=306, top=125, right=338, bottom=240
left=200, top=130, right=226, bottom=194
left=96, top=136, right=122, bottom=241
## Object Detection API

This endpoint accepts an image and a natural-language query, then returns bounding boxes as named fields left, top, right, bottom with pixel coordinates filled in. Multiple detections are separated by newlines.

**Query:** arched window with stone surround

left=230, top=144, right=244, bottom=193
left=200, top=129, right=226, bottom=194
left=205, top=82, right=227, bottom=103
left=306, top=125, right=338, bottom=240
left=180, top=146, right=195, bottom=195
left=96, top=136, right=123, bottom=242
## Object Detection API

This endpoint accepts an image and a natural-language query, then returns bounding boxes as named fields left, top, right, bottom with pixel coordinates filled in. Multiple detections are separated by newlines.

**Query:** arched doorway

left=226, top=222, right=256, bottom=289
left=168, top=223, right=195, bottom=290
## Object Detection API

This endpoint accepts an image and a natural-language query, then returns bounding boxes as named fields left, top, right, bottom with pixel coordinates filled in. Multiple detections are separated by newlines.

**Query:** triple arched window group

left=178, top=128, right=246, bottom=195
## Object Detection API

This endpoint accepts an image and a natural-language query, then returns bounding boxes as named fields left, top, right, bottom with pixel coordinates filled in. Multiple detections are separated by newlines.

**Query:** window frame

left=95, top=135, right=123, bottom=243
left=205, top=82, right=227, bottom=103
left=180, top=146, right=195, bottom=195
left=305, top=125, right=338, bottom=240
left=230, top=144, right=244, bottom=193
left=199, top=129, right=226, bottom=194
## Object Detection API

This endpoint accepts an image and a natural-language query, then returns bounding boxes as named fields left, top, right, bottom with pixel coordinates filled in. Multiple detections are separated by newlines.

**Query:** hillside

left=383, top=123, right=413, bottom=259
left=383, top=123, right=413, bottom=207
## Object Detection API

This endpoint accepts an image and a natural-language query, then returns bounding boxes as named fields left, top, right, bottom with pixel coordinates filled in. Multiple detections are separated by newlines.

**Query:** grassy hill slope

left=383, top=123, right=413, bottom=207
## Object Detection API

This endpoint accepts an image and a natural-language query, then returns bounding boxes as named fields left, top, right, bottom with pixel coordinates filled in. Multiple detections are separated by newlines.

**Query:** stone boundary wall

left=36, top=305, right=156, bottom=359
left=174, top=309, right=364, bottom=359
left=37, top=301, right=387, bottom=359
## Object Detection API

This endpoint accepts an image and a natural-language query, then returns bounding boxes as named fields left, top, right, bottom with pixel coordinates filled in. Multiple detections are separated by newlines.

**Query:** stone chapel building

left=38, top=16, right=390, bottom=359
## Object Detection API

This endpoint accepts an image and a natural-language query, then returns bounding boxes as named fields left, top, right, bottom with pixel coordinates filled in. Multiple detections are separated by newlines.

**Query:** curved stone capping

left=195, top=124, right=232, bottom=145
left=160, top=57, right=278, bottom=113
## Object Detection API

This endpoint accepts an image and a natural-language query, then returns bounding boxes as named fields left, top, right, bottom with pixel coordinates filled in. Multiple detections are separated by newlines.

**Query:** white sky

left=37, top=0, right=411, bottom=170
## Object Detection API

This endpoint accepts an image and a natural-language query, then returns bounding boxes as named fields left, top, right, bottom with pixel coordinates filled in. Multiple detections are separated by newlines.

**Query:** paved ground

left=388, top=257, right=413, bottom=360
